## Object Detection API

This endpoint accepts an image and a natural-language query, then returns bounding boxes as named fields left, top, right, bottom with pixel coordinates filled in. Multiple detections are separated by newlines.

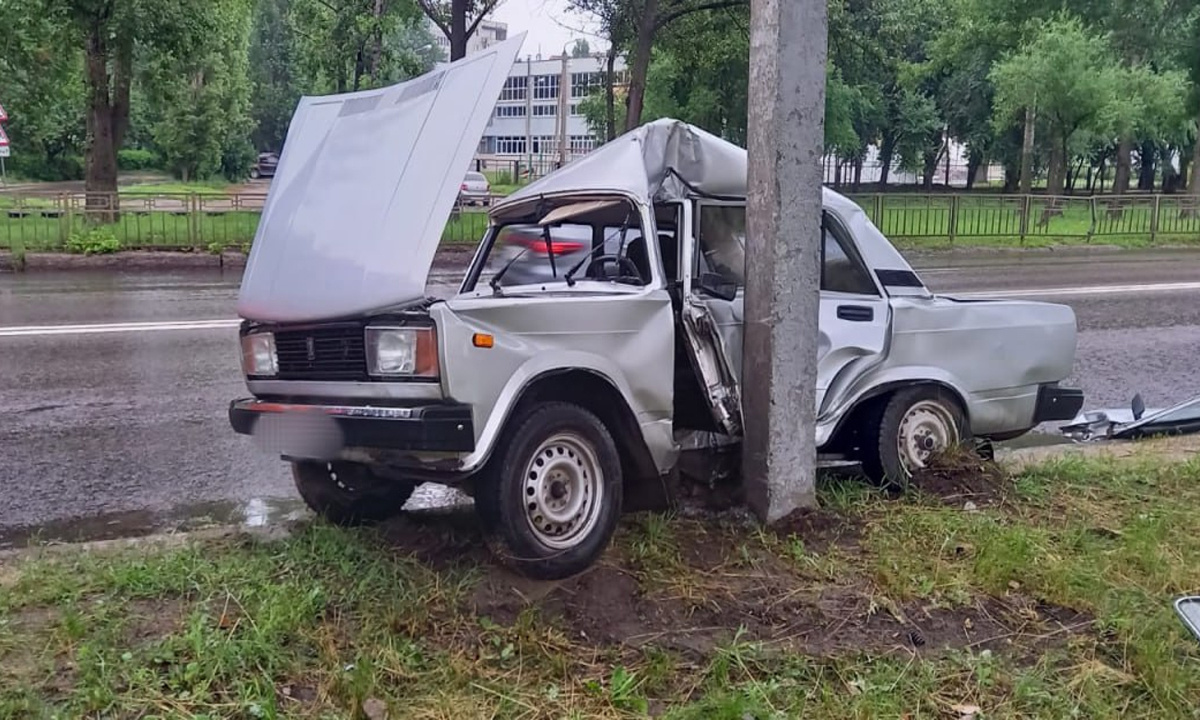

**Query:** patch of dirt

left=464, top=516, right=1093, bottom=662
left=122, top=597, right=188, bottom=644
left=771, top=507, right=864, bottom=553
left=377, top=508, right=491, bottom=569
left=909, top=449, right=1014, bottom=507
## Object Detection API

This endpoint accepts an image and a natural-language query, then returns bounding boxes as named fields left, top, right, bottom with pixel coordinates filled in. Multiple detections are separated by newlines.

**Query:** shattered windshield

left=468, top=199, right=656, bottom=292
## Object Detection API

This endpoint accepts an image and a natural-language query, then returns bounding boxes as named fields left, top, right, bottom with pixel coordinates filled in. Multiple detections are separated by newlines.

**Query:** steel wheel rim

left=897, top=400, right=959, bottom=475
left=522, top=432, right=604, bottom=550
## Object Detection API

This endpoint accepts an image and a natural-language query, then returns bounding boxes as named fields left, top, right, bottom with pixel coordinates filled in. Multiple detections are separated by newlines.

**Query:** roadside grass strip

left=3, top=448, right=1200, bottom=718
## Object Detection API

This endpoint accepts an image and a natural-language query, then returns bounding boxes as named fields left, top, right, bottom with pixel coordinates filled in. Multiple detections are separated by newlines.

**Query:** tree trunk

left=450, top=0, right=468, bottom=60
left=1113, top=136, right=1133, bottom=195
left=852, top=156, right=863, bottom=192
left=833, top=156, right=842, bottom=186
left=1161, top=146, right=1180, bottom=193
left=367, top=0, right=386, bottom=84
left=1039, top=134, right=1066, bottom=226
left=965, top=150, right=982, bottom=191
left=1019, top=106, right=1036, bottom=195
left=84, top=25, right=119, bottom=223
left=604, top=47, right=617, bottom=141
left=624, top=0, right=659, bottom=132
left=1138, top=140, right=1157, bottom=191
left=877, top=134, right=896, bottom=189
left=1185, top=124, right=1200, bottom=218
left=353, top=47, right=366, bottom=90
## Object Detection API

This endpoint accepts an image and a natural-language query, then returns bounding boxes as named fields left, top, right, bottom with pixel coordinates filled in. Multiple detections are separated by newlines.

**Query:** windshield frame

left=457, top=192, right=662, bottom=297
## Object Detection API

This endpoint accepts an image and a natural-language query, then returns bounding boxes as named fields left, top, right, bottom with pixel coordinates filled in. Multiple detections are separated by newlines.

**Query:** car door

left=679, top=201, right=747, bottom=436
left=678, top=202, right=891, bottom=434
left=815, top=211, right=890, bottom=420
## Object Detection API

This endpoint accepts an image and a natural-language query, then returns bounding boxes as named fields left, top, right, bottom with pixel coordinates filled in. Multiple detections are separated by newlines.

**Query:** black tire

left=249, top=168, right=260, bottom=180
left=860, top=386, right=970, bottom=488
left=292, top=461, right=417, bottom=526
left=475, top=402, right=623, bottom=580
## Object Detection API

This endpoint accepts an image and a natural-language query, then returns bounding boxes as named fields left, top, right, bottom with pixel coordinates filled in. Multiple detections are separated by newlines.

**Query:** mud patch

left=122, top=597, right=188, bottom=644
left=377, top=508, right=490, bottom=569
left=771, top=507, right=864, bottom=552
left=910, top=449, right=1013, bottom=506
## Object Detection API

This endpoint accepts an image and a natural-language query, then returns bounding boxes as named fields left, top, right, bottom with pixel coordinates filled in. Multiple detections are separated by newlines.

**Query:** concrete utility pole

left=742, top=0, right=827, bottom=522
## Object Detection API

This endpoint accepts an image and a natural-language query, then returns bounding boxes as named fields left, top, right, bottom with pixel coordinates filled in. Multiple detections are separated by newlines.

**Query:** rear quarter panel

left=826, top=296, right=1078, bottom=438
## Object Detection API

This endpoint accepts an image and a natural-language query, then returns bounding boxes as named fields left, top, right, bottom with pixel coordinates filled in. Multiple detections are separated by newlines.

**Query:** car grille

left=274, top=325, right=368, bottom=381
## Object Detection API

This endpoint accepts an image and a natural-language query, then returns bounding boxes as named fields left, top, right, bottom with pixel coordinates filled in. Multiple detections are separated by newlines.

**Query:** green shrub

left=117, top=148, right=161, bottom=171
left=67, top=226, right=122, bottom=255
left=9, top=153, right=85, bottom=181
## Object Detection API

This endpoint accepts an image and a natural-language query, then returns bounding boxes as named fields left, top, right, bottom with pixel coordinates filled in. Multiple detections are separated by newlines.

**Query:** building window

left=569, top=135, right=597, bottom=154
left=495, top=136, right=527, bottom=155
left=571, top=72, right=603, bottom=99
left=531, top=136, right=558, bottom=155
left=532, top=104, right=557, bottom=117
left=496, top=105, right=526, bottom=118
left=570, top=104, right=581, bottom=116
left=532, top=75, right=559, bottom=100
left=500, top=76, right=527, bottom=102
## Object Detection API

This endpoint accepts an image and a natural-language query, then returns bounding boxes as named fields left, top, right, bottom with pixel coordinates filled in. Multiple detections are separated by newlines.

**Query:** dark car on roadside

left=249, top=152, right=279, bottom=180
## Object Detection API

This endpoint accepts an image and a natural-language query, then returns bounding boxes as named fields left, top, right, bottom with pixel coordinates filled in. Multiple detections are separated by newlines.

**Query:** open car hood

left=237, top=34, right=525, bottom=323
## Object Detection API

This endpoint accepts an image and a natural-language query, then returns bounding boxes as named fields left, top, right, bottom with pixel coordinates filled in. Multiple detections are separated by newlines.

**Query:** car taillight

left=507, top=235, right=584, bottom=256
left=461, top=183, right=468, bottom=191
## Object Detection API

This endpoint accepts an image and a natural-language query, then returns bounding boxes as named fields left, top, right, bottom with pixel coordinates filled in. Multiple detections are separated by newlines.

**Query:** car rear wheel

left=292, top=461, right=417, bottom=526
left=249, top=168, right=260, bottom=180
left=475, top=402, right=623, bottom=580
left=861, top=387, right=969, bottom=488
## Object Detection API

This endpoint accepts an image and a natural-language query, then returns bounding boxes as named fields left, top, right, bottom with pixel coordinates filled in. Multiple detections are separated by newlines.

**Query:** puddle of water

left=0, top=497, right=308, bottom=551
left=0, top=483, right=474, bottom=551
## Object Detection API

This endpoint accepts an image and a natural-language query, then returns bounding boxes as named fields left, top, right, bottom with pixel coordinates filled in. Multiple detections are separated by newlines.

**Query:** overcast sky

left=490, top=0, right=607, bottom=58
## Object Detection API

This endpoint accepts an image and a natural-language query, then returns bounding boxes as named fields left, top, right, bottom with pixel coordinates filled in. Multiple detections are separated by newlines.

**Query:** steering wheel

left=585, top=254, right=644, bottom=284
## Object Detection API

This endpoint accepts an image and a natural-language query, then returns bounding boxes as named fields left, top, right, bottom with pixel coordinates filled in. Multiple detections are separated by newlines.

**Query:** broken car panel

left=1062, top=394, right=1200, bottom=442
left=229, top=55, right=1084, bottom=580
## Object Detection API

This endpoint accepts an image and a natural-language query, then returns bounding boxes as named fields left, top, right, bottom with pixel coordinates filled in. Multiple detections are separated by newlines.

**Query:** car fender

left=457, top=350, right=653, bottom=473
left=817, top=364, right=973, bottom=446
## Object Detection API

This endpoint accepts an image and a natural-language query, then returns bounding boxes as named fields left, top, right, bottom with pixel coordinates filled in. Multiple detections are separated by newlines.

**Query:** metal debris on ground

left=1061, top=393, right=1200, bottom=442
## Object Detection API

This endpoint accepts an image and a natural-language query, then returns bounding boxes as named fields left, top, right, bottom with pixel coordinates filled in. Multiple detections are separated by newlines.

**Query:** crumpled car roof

left=493, top=118, right=924, bottom=294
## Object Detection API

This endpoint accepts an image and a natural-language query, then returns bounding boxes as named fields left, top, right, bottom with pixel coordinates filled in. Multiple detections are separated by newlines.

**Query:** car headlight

left=365, top=327, right=439, bottom=379
left=241, top=332, right=277, bottom=377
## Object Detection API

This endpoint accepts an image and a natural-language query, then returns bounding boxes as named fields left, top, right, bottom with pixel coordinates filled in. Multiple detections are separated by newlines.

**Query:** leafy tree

left=143, top=0, right=256, bottom=181
left=24, top=0, right=219, bottom=211
left=416, top=0, right=502, bottom=61
left=0, top=1, right=85, bottom=180
left=249, top=0, right=300, bottom=153
left=571, top=39, right=593, bottom=58
left=291, top=0, right=424, bottom=94
left=991, top=15, right=1124, bottom=197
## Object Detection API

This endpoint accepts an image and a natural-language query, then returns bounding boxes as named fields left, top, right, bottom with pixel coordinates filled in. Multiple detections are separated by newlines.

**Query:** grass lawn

left=120, top=181, right=232, bottom=196
left=4, top=448, right=1200, bottom=718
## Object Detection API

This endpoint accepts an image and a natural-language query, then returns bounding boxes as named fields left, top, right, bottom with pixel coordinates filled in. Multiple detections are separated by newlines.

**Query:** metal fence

left=3, top=191, right=1199, bottom=255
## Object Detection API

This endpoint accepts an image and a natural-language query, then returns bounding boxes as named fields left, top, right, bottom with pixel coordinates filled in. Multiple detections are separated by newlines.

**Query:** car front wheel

left=292, top=461, right=417, bottom=526
left=862, top=387, right=969, bottom=488
left=475, top=402, right=623, bottom=580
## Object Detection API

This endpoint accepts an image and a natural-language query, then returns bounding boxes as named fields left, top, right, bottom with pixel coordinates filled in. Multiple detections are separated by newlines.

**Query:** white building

left=429, top=18, right=509, bottom=60
left=477, top=53, right=630, bottom=174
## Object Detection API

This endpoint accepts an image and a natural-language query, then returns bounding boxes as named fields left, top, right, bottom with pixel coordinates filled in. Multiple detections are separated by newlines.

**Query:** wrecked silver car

left=228, top=40, right=1084, bottom=579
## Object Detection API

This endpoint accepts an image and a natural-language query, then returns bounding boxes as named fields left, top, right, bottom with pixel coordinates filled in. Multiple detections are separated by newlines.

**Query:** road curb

left=1, top=247, right=480, bottom=274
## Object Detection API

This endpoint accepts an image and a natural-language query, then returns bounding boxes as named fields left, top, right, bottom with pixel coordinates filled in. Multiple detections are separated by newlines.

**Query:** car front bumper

left=229, top=398, right=476, bottom=456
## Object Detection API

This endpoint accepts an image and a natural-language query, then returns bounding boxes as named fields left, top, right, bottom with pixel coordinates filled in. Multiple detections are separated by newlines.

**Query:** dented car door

left=678, top=202, right=892, bottom=434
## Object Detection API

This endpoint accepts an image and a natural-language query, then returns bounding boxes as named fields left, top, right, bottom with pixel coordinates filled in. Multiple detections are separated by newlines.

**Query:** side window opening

left=821, top=213, right=878, bottom=296
left=695, top=204, right=747, bottom=287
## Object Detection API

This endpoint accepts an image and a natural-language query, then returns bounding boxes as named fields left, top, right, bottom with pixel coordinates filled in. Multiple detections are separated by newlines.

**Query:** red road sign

left=0, top=125, right=8, bottom=147
left=0, top=104, right=7, bottom=122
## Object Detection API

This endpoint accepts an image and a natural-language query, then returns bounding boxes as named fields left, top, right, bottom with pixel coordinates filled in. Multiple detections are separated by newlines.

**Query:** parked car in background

left=459, top=171, right=491, bottom=206
left=249, top=152, right=279, bottom=180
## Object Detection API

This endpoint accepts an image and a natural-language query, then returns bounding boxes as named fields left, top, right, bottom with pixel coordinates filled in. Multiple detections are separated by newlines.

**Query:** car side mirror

left=696, top=272, right=738, bottom=302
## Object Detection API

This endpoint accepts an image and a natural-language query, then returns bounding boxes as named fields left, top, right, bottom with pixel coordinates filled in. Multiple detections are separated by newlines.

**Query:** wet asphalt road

left=2, top=249, right=1199, bottom=543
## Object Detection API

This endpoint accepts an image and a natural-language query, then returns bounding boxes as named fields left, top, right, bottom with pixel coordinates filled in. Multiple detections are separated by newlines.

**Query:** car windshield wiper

left=563, top=243, right=607, bottom=287
left=489, top=246, right=531, bottom=295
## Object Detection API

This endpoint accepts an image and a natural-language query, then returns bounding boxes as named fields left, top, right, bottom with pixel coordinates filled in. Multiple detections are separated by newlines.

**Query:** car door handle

left=837, top=305, right=874, bottom=322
